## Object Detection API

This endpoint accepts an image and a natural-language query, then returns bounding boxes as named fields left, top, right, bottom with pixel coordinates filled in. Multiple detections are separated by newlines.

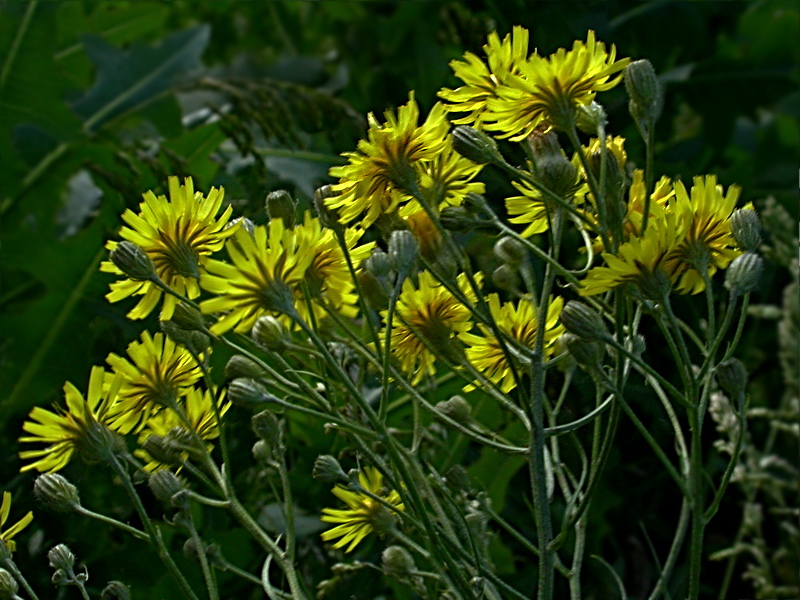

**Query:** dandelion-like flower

left=1, top=492, right=33, bottom=552
left=487, top=31, right=630, bottom=139
left=321, top=467, right=404, bottom=552
left=101, top=177, right=237, bottom=320
left=326, top=93, right=450, bottom=227
left=105, top=331, right=203, bottom=434
left=462, top=295, right=564, bottom=392
left=387, top=271, right=478, bottom=384
left=661, top=175, right=742, bottom=294
left=200, top=220, right=314, bottom=334
left=19, top=366, right=123, bottom=473
left=439, top=26, right=531, bottom=126
left=136, top=388, right=230, bottom=471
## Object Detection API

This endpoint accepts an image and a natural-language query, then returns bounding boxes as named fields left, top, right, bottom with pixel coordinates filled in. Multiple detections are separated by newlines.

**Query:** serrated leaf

left=71, top=25, right=210, bottom=133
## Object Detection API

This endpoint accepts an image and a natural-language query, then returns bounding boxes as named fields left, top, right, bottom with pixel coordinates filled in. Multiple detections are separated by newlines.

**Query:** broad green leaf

left=162, top=122, right=227, bottom=187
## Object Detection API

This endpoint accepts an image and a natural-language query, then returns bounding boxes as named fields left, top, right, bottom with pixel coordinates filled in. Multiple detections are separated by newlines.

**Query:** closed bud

left=224, top=355, right=264, bottom=380
left=314, top=185, right=342, bottom=231
left=388, top=230, right=418, bottom=277
left=148, top=470, right=188, bottom=508
left=365, top=249, right=392, bottom=280
left=730, top=208, right=761, bottom=252
left=109, top=241, right=156, bottom=281
left=537, top=155, right=579, bottom=199
left=724, top=252, right=763, bottom=297
left=34, top=473, right=81, bottom=512
left=252, top=316, right=288, bottom=352
left=576, top=101, right=608, bottom=135
left=451, top=126, right=503, bottom=165
left=491, top=264, right=521, bottom=294
left=563, top=333, right=604, bottom=376
left=160, top=321, right=209, bottom=355
left=252, top=441, right=275, bottom=467
left=265, top=190, right=297, bottom=226
left=48, top=544, right=75, bottom=571
left=435, top=396, right=472, bottom=425
left=357, top=271, right=389, bottom=310
left=625, top=59, right=663, bottom=125
left=382, top=545, right=416, bottom=579
left=716, top=358, right=748, bottom=412
left=228, top=378, right=273, bottom=407
left=169, top=303, right=206, bottom=332
left=560, top=301, right=607, bottom=341
left=252, top=410, right=284, bottom=451
left=0, top=568, right=18, bottom=600
left=445, top=465, right=471, bottom=492
left=462, top=192, right=487, bottom=213
left=639, top=268, right=672, bottom=301
left=440, top=206, right=478, bottom=232
left=140, top=434, right=185, bottom=468
left=312, top=455, right=348, bottom=484
left=494, top=236, right=527, bottom=267
left=101, top=581, right=132, bottom=600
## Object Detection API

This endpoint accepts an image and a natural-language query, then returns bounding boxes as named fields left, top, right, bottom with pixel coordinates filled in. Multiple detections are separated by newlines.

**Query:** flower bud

left=101, top=581, right=132, bottom=600
left=445, top=465, right=471, bottom=493
left=252, top=410, right=284, bottom=451
left=537, top=155, right=579, bottom=200
left=716, top=358, right=748, bottom=412
left=148, top=471, right=188, bottom=508
left=0, top=568, right=18, bottom=600
left=34, top=473, right=81, bottom=512
left=312, top=455, right=348, bottom=484
left=451, top=126, right=503, bottom=165
left=357, top=271, right=389, bottom=310
left=382, top=545, right=416, bottom=579
left=625, top=59, right=663, bottom=126
left=560, top=301, right=607, bottom=341
left=140, top=434, right=186, bottom=468
left=265, top=190, right=297, bottom=227
left=169, top=303, right=206, bottom=332
left=228, top=378, right=273, bottom=407
left=576, top=101, right=608, bottom=135
left=435, top=396, right=472, bottom=425
left=109, top=241, right=156, bottom=281
left=365, top=248, right=392, bottom=280
left=252, top=316, right=288, bottom=352
left=462, top=192, right=487, bottom=213
left=440, top=206, right=479, bottom=232
left=314, top=185, right=342, bottom=231
left=160, top=321, right=210, bottom=356
left=48, top=544, right=75, bottom=571
left=491, top=264, right=521, bottom=294
left=494, top=237, right=527, bottom=267
left=388, top=230, right=418, bottom=278
left=224, top=355, right=264, bottom=380
left=724, top=252, right=763, bottom=297
left=730, top=208, right=761, bottom=252
left=563, top=333, right=604, bottom=376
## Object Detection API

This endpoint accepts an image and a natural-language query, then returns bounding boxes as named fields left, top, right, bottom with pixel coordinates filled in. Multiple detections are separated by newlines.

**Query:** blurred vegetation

left=1, top=1, right=796, bottom=598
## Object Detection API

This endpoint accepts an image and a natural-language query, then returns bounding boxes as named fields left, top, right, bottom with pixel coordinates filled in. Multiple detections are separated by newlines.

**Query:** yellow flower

left=321, top=467, right=404, bottom=553
left=487, top=31, right=630, bottom=139
left=19, top=366, right=123, bottom=473
left=105, top=331, right=203, bottom=434
left=1, top=492, right=33, bottom=552
left=402, top=209, right=443, bottom=263
left=101, top=177, right=237, bottom=320
left=292, top=213, right=375, bottom=322
left=661, top=175, right=742, bottom=294
left=326, top=93, right=450, bottom=227
left=462, top=295, right=564, bottom=392
left=135, top=388, right=230, bottom=471
left=505, top=178, right=559, bottom=238
left=387, top=271, right=478, bottom=384
left=200, top=220, right=314, bottom=334
left=439, top=25, right=531, bottom=126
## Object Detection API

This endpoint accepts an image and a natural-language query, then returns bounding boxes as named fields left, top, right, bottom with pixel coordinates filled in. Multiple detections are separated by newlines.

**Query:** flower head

left=200, top=220, right=314, bottom=334
left=1, top=493, right=33, bottom=552
left=105, top=332, right=203, bottom=434
left=487, top=31, right=630, bottom=139
left=387, top=271, right=479, bottom=384
left=439, top=26, right=531, bottom=126
left=326, top=93, right=450, bottom=227
left=462, top=295, right=564, bottom=392
left=101, top=177, right=237, bottom=320
left=19, top=367, right=123, bottom=473
left=321, top=467, right=404, bottom=552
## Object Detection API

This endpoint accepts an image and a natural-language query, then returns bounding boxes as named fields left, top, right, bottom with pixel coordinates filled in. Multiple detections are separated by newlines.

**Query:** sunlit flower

left=661, top=175, right=742, bottom=294
left=462, top=295, right=564, bottom=392
left=326, top=93, right=450, bottom=227
left=19, top=366, right=123, bottom=473
left=0, top=492, right=33, bottom=552
left=135, top=388, right=230, bottom=471
left=505, top=178, right=557, bottom=238
left=101, top=177, right=237, bottom=320
left=321, top=467, right=404, bottom=552
left=105, top=331, right=203, bottom=434
left=487, top=31, right=630, bottom=139
left=200, top=220, right=313, bottom=334
left=292, top=213, right=375, bottom=322
left=439, top=25, right=531, bottom=126
left=387, top=271, right=479, bottom=384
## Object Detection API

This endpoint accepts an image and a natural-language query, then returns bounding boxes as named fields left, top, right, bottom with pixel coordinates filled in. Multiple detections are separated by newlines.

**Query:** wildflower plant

left=9, top=27, right=769, bottom=600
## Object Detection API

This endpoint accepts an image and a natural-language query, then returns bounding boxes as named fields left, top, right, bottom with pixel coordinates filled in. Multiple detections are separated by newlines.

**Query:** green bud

left=0, top=568, right=18, bottom=600
left=169, top=303, right=207, bottom=332
left=252, top=316, right=288, bottom=352
left=252, top=440, right=272, bottom=465
left=101, top=581, right=132, bottom=600
left=312, top=455, right=348, bottom=484
left=435, top=396, right=472, bottom=425
left=140, top=434, right=186, bottom=468
left=639, top=268, right=672, bottom=301
left=357, top=270, right=389, bottom=310
left=445, top=465, right=471, bottom=493
left=365, top=248, right=392, bottom=280
left=388, top=230, right=418, bottom=278
left=48, top=544, right=75, bottom=571
left=34, top=473, right=81, bottom=512
left=576, top=101, right=608, bottom=135
left=730, top=208, right=761, bottom=252
left=382, top=545, right=416, bottom=578
left=625, top=59, right=663, bottom=127
left=491, top=264, right=521, bottom=294
left=724, top=252, right=763, bottom=297
left=160, top=321, right=210, bottom=356
left=462, top=192, right=487, bottom=213
left=537, top=155, right=579, bottom=199
left=148, top=471, right=188, bottom=508
left=265, top=190, right=297, bottom=226
left=224, top=355, right=264, bottom=380
left=440, top=206, right=479, bottom=232
left=494, top=236, right=527, bottom=267
left=228, top=378, right=273, bottom=407
left=451, top=126, right=503, bottom=165
left=716, top=358, right=748, bottom=412
left=109, top=241, right=156, bottom=281
left=314, top=185, right=342, bottom=232
left=563, top=333, right=605, bottom=377
left=560, top=301, right=607, bottom=341
left=252, top=410, right=284, bottom=451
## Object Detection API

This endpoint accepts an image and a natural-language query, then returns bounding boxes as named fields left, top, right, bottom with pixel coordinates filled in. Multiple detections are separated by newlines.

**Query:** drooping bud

left=382, top=545, right=416, bottom=579
left=563, top=333, right=605, bottom=377
left=730, top=208, right=761, bottom=252
left=716, top=358, right=748, bottom=412
left=0, top=568, right=18, bottom=600
left=228, top=378, right=273, bottom=407
left=140, top=434, right=186, bottom=468
left=528, top=131, right=579, bottom=199
left=224, top=355, right=264, bottom=380
left=101, top=581, right=132, bottom=600
left=109, top=241, right=156, bottom=281
left=169, top=302, right=207, bottom=332
left=252, top=410, right=284, bottom=452
left=625, top=59, right=663, bottom=130
left=440, top=206, right=479, bottom=232
left=313, top=185, right=342, bottom=231
left=265, top=190, right=297, bottom=226
left=724, top=252, right=763, bottom=297
left=148, top=471, right=188, bottom=508
left=435, top=396, right=472, bottom=425
left=34, top=473, right=81, bottom=512
left=388, top=230, right=418, bottom=278
left=494, top=236, right=527, bottom=267
left=312, top=455, right=348, bottom=484
left=365, top=248, right=392, bottom=280
left=48, top=544, right=76, bottom=572
left=491, top=264, right=521, bottom=294
left=252, top=316, right=288, bottom=352
left=576, top=101, right=608, bottom=135
left=462, top=192, right=487, bottom=213
left=160, top=321, right=210, bottom=355
left=560, top=301, right=607, bottom=342
left=451, top=126, right=503, bottom=165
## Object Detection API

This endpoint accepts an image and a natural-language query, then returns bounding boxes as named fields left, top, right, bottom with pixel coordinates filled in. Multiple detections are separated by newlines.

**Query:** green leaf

left=71, top=25, right=210, bottom=133
left=161, top=122, right=227, bottom=187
